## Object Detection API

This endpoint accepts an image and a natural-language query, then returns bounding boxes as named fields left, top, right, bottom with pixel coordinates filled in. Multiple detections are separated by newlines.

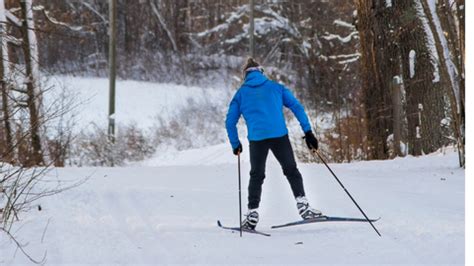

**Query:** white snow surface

left=1, top=149, right=464, bottom=265
left=47, top=76, right=229, bottom=131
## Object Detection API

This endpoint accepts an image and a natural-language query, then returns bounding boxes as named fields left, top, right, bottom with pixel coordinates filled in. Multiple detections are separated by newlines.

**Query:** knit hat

left=242, top=58, right=264, bottom=77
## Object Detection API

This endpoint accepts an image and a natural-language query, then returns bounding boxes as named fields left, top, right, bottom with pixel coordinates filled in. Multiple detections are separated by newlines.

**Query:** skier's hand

left=304, top=131, right=318, bottom=150
left=233, top=143, right=243, bottom=155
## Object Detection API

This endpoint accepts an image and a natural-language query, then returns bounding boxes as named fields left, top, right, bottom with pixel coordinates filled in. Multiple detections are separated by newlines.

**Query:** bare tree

left=18, top=0, right=43, bottom=166
left=0, top=0, right=14, bottom=162
left=354, top=0, right=395, bottom=160
left=354, top=0, right=463, bottom=161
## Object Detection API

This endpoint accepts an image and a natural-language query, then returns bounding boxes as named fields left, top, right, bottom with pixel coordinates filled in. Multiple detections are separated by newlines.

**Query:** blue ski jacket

left=225, top=70, right=312, bottom=149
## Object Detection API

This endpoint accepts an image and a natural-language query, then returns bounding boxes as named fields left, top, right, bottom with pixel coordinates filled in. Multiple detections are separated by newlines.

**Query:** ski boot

left=242, top=209, right=259, bottom=230
left=296, top=196, right=322, bottom=220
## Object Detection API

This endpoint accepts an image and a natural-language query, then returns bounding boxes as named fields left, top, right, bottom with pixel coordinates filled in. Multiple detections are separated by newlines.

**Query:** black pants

left=248, top=134, right=305, bottom=209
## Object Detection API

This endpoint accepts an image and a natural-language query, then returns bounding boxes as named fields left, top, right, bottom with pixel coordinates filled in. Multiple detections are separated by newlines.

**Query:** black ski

left=217, top=220, right=271, bottom=237
left=271, top=215, right=381, bottom=229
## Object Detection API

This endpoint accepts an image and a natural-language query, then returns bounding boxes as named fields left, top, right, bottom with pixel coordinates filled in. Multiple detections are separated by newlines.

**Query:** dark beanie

left=242, top=58, right=262, bottom=76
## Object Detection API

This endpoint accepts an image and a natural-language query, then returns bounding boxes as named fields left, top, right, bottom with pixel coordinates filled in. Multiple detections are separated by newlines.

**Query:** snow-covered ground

left=1, top=148, right=464, bottom=265
left=2, top=76, right=465, bottom=264
left=46, top=76, right=230, bottom=131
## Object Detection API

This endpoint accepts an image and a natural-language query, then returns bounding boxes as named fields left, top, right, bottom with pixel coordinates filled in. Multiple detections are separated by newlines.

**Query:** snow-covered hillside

left=47, top=76, right=231, bottom=131
left=0, top=149, right=464, bottom=265
left=45, top=76, right=333, bottom=166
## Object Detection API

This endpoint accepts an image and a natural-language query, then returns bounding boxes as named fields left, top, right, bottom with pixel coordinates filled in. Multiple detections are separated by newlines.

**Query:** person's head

left=242, top=58, right=264, bottom=78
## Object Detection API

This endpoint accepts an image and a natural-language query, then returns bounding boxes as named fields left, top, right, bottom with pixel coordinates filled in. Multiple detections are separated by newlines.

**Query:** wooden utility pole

left=108, top=0, right=117, bottom=143
left=249, top=0, right=255, bottom=58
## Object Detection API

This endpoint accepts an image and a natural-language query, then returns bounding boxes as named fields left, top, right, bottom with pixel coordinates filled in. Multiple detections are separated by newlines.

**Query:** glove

left=233, top=143, right=243, bottom=155
left=304, top=131, right=318, bottom=150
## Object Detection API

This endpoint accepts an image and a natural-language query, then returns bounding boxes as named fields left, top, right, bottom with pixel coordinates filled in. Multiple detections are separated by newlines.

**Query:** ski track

left=0, top=152, right=464, bottom=265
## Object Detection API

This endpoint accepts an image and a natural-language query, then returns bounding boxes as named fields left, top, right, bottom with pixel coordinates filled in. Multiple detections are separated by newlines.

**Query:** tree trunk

left=20, top=0, right=44, bottom=166
left=421, top=0, right=464, bottom=165
left=437, top=0, right=465, bottom=166
left=0, top=0, right=13, bottom=162
left=354, top=0, right=398, bottom=160
left=396, top=0, right=445, bottom=156
left=456, top=0, right=465, bottom=167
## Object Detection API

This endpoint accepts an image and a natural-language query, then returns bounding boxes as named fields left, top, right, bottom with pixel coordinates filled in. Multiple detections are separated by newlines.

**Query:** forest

left=0, top=0, right=466, bottom=264
left=0, top=0, right=465, bottom=167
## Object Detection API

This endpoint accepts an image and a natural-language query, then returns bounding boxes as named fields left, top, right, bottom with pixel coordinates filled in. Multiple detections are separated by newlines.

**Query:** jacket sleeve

left=225, top=91, right=242, bottom=149
left=282, top=85, right=312, bottom=133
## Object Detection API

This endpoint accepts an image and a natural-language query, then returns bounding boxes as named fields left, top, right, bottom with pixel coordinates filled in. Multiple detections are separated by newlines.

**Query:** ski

left=217, top=220, right=271, bottom=237
left=271, top=216, right=381, bottom=229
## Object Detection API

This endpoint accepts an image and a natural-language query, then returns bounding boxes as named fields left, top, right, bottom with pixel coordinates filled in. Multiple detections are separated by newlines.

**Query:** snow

left=327, top=53, right=361, bottom=65
left=333, top=19, right=355, bottom=29
left=338, top=57, right=360, bottom=65
left=409, top=50, right=416, bottom=78
left=33, top=5, right=85, bottom=32
left=1, top=149, right=464, bottom=264
left=46, top=76, right=229, bottom=131
left=221, top=6, right=302, bottom=46
left=385, top=0, right=393, bottom=8
left=141, top=139, right=251, bottom=167
left=258, top=7, right=301, bottom=38
left=3, top=8, right=21, bottom=27
left=322, top=31, right=358, bottom=43
left=393, top=75, right=402, bottom=84
left=225, top=31, right=247, bottom=45
left=196, top=6, right=247, bottom=38
left=329, top=53, right=361, bottom=60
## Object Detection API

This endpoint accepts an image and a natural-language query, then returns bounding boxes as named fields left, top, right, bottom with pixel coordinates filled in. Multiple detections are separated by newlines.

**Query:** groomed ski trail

left=0, top=150, right=464, bottom=265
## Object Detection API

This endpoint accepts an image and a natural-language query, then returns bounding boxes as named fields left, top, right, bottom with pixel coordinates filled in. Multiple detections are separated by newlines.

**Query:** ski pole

left=312, top=149, right=382, bottom=237
left=238, top=152, right=242, bottom=237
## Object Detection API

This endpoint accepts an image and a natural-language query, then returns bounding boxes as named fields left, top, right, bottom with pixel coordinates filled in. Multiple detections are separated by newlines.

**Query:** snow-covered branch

left=258, top=6, right=301, bottom=38
left=4, top=10, right=21, bottom=27
left=196, top=5, right=247, bottom=38
left=4, top=34, right=22, bottom=46
left=80, top=2, right=108, bottom=26
left=328, top=53, right=361, bottom=59
left=333, top=19, right=355, bottom=29
left=322, top=31, right=358, bottom=43
left=321, top=53, right=361, bottom=64
left=34, top=5, right=88, bottom=32
left=150, top=0, right=178, bottom=52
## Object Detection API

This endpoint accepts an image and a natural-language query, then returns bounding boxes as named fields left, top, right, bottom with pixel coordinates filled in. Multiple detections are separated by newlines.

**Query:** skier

left=225, top=58, right=322, bottom=230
